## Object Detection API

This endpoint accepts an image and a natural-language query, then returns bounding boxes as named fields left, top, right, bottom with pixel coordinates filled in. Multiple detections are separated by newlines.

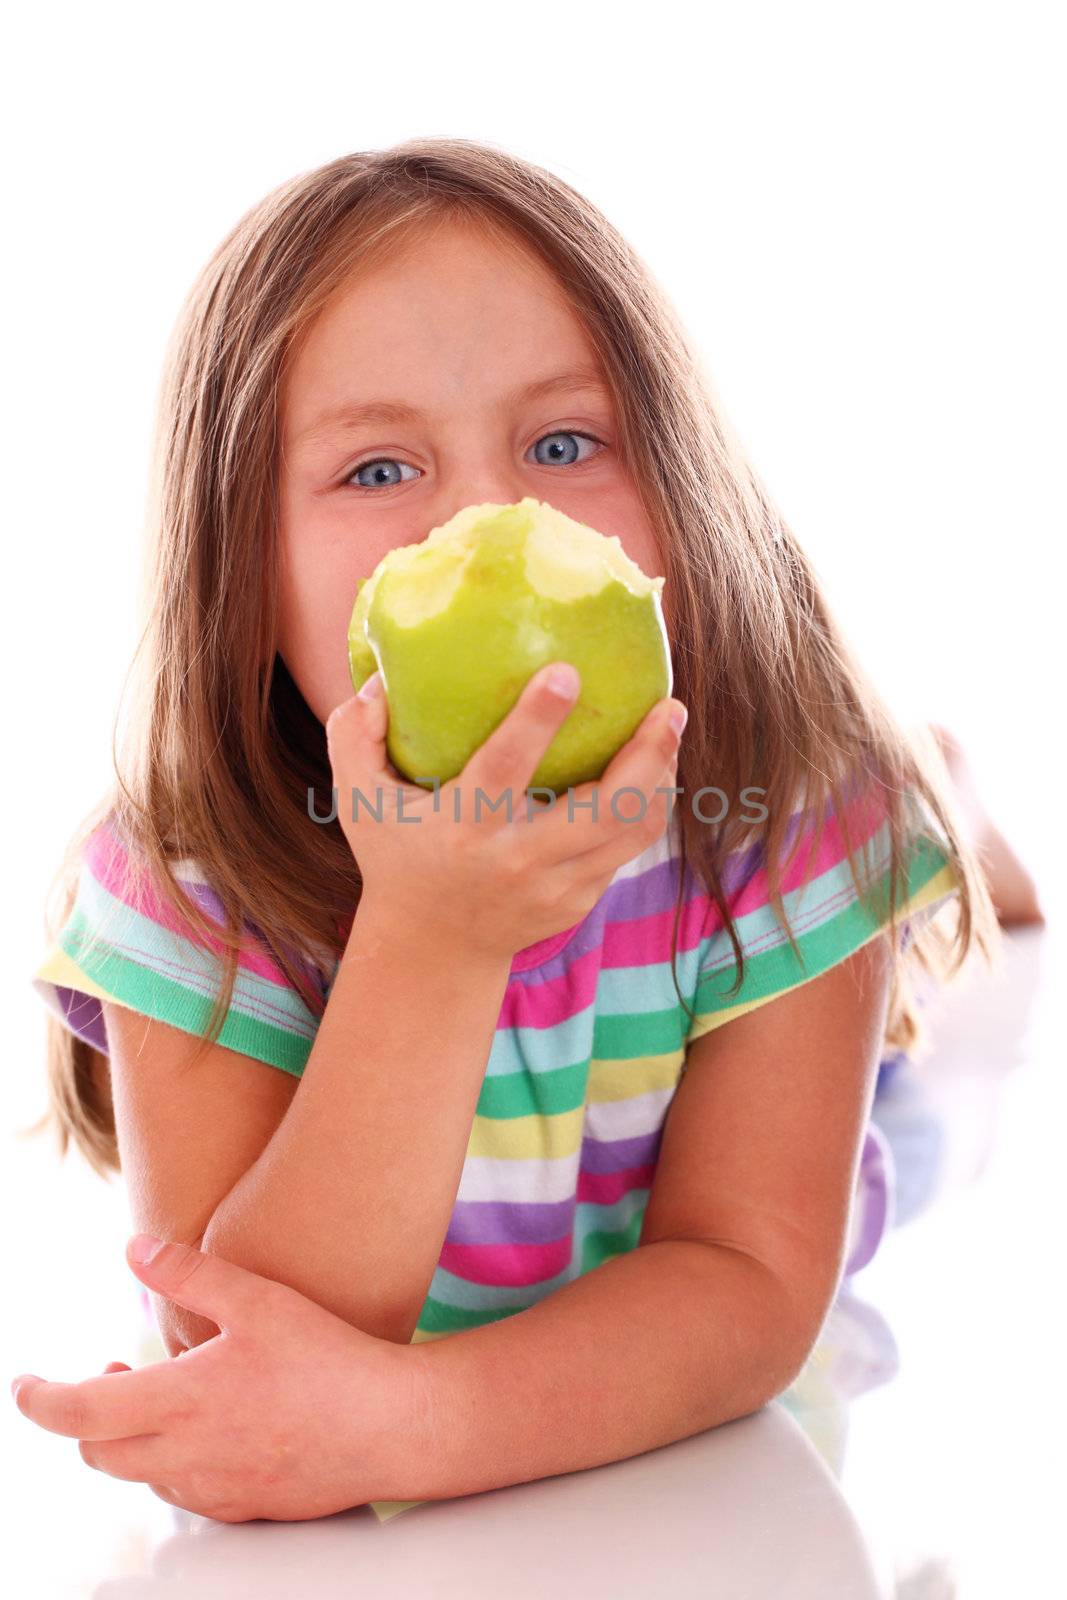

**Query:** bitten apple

left=347, top=497, right=672, bottom=797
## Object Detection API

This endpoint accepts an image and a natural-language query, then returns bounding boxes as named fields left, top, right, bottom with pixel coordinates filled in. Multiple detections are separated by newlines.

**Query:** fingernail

left=545, top=664, right=579, bottom=698
left=668, top=704, right=688, bottom=736
left=129, top=1233, right=164, bottom=1264
left=357, top=672, right=383, bottom=701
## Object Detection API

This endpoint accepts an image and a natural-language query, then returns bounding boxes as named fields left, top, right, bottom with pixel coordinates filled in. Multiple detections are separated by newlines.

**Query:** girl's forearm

left=186, top=904, right=513, bottom=1347
left=386, top=1239, right=814, bottom=1505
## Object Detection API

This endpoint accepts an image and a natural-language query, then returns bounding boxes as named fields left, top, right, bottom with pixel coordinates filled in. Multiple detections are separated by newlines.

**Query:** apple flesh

left=347, top=497, right=672, bottom=797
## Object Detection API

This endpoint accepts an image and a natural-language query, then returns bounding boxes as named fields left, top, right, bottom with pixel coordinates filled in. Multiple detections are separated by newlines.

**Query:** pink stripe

left=497, top=888, right=717, bottom=1032
left=697, top=861, right=882, bottom=978
left=509, top=922, right=584, bottom=975
left=576, top=1163, right=656, bottom=1206
left=497, top=787, right=889, bottom=1031
left=86, top=824, right=296, bottom=989
left=600, top=889, right=719, bottom=970
left=497, top=939, right=602, bottom=1032
left=437, top=1235, right=572, bottom=1287
left=729, top=783, right=887, bottom=920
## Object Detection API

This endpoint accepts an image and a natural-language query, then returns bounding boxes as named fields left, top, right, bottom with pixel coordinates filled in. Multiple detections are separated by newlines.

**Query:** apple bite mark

left=345, top=498, right=672, bottom=797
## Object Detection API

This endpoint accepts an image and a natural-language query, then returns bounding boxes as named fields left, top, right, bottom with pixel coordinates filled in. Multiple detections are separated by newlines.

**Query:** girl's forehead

left=301, top=223, right=588, bottom=352
left=280, top=236, right=607, bottom=437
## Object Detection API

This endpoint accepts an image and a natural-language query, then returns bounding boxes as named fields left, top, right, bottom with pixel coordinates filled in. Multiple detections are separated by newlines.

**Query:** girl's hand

left=325, top=663, right=687, bottom=960
left=10, top=1236, right=425, bottom=1523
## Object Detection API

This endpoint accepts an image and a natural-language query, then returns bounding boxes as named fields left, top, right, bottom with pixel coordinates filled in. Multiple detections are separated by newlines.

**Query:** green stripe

left=60, top=910, right=311, bottom=1077
left=414, top=1205, right=650, bottom=1333
left=690, top=832, right=951, bottom=1022
left=476, top=1056, right=590, bottom=1118
left=74, top=867, right=321, bottom=1031
left=416, top=1295, right=524, bottom=1334
left=593, top=1003, right=687, bottom=1059
left=579, top=1203, right=647, bottom=1272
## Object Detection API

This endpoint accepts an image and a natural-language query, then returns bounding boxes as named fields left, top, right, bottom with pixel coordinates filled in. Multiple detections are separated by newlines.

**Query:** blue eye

left=529, top=430, right=603, bottom=468
left=347, top=457, right=420, bottom=492
left=344, top=429, right=606, bottom=494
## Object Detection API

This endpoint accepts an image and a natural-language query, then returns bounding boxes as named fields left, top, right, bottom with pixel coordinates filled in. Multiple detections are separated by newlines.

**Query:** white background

left=2, top=1, right=1062, bottom=1590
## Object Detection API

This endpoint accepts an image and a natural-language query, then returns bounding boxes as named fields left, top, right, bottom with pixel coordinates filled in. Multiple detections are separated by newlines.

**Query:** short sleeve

left=684, top=776, right=961, bottom=1046
left=30, top=818, right=325, bottom=1078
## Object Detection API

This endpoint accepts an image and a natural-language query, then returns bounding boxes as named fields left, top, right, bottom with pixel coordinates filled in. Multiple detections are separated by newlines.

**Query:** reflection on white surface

left=3, top=922, right=1059, bottom=1597
left=79, top=1407, right=885, bottom=1598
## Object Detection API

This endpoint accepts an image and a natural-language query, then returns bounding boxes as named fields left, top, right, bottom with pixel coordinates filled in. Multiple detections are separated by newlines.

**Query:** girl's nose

left=432, top=480, right=530, bottom=523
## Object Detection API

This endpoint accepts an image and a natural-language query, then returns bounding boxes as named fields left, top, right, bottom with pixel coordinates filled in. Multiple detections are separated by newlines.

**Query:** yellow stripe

left=688, top=864, right=961, bottom=1041
left=588, top=1050, right=683, bottom=1102
left=467, top=1101, right=585, bottom=1160
left=369, top=1497, right=425, bottom=1520
left=900, top=860, right=959, bottom=916
left=466, top=1050, right=686, bottom=1159
left=33, top=944, right=118, bottom=1003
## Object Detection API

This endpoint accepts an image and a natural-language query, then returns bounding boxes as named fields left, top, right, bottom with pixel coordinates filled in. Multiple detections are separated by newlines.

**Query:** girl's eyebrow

left=292, top=367, right=612, bottom=448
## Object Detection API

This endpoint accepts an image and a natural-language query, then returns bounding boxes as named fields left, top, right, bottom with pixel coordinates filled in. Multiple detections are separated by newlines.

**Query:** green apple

left=347, top=497, right=672, bottom=796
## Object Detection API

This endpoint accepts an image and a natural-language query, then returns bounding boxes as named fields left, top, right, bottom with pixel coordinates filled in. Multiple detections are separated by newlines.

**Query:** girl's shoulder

left=677, top=768, right=959, bottom=1045
left=31, top=812, right=329, bottom=1079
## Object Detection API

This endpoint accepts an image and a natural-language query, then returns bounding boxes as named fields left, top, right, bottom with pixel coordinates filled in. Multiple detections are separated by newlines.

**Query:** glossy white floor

left=4, top=911, right=1060, bottom=1597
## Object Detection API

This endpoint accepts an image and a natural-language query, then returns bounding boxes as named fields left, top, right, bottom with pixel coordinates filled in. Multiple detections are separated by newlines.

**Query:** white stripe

left=583, top=1084, right=678, bottom=1142
left=456, top=1151, right=579, bottom=1204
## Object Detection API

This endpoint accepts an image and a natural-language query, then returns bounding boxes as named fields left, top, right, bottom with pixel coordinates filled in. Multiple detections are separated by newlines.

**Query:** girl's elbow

left=153, top=1296, right=221, bottom=1359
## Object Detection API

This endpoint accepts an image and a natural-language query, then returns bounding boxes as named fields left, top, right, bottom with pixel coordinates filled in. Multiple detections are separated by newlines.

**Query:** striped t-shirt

left=32, top=776, right=959, bottom=1521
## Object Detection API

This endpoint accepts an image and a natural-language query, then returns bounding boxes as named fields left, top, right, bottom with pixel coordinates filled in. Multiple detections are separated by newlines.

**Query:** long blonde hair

left=26, top=136, right=1001, bottom=1178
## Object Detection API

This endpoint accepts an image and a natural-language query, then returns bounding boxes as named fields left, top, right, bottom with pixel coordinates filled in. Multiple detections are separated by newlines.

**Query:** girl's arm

left=404, top=1236, right=800, bottom=1503
left=104, top=886, right=517, bottom=1358
left=153, top=910, right=514, bottom=1352
left=140, top=667, right=680, bottom=1355
left=13, top=937, right=890, bottom=1519
left=397, top=933, right=893, bottom=1502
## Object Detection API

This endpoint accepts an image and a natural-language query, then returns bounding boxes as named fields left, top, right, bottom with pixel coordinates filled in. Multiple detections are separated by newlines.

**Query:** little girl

left=25, top=138, right=1027, bottom=1519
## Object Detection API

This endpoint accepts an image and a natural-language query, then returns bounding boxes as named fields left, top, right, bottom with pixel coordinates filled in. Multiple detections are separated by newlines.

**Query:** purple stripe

left=506, top=842, right=763, bottom=988
left=446, top=1196, right=575, bottom=1246
left=580, top=1125, right=664, bottom=1174
left=54, top=986, right=108, bottom=1053
left=505, top=857, right=713, bottom=979
left=170, top=876, right=326, bottom=997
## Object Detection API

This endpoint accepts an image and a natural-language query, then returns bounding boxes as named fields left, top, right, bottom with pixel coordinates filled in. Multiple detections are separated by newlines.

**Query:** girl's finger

left=103, top=1362, right=132, bottom=1375
left=521, top=705, right=683, bottom=864
left=551, top=752, right=681, bottom=881
left=458, top=663, right=582, bottom=812
left=326, top=678, right=391, bottom=781
left=79, top=1431, right=181, bottom=1485
left=595, top=696, right=686, bottom=798
left=326, top=681, right=422, bottom=801
left=13, top=1361, right=186, bottom=1441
